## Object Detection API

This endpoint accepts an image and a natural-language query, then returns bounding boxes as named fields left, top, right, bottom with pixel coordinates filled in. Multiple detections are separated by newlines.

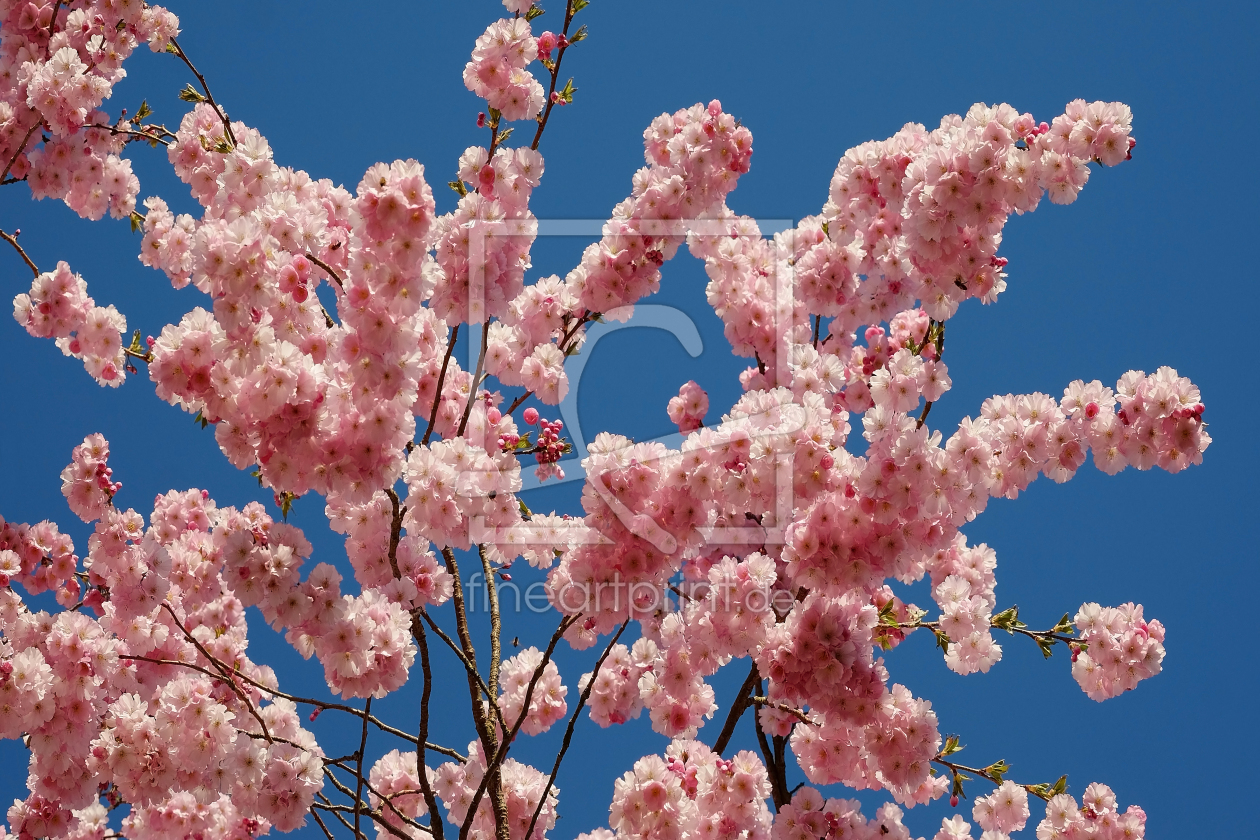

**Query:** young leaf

left=178, top=83, right=205, bottom=104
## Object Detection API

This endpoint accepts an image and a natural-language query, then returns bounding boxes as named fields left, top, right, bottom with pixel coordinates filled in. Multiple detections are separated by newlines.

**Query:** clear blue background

left=0, top=1, right=1255, bottom=837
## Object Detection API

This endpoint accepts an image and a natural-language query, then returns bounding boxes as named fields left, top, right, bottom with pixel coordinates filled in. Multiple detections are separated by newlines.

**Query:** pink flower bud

left=523, top=407, right=539, bottom=425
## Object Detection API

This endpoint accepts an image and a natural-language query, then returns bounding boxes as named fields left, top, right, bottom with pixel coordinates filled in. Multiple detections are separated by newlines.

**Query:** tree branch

left=524, top=618, right=630, bottom=840
left=0, top=228, right=39, bottom=278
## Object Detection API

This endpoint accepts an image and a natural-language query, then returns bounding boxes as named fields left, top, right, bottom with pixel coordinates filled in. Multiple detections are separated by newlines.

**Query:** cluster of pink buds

left=537, top=31, right=567, bottom=61
left=95, top=462, right=122, bottom=495
left=529, top=410, right=567, bottom=458
left=277, top=254, right=314, bottom=303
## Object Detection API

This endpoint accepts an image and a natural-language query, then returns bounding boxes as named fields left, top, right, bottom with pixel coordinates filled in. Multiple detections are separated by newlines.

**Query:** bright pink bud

left=1084, top=401, right=1100, bottom=419
left=523, top=407, right=539, bottom=425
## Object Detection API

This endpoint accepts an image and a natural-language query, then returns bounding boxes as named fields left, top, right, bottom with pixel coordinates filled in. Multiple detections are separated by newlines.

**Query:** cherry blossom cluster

left=929, top=781, right=1145, bottom=840
left=12, top=260, right=127, bottom=385
left=581, top=637, right=658, bottom=727
left=1, top=0, right=172, bottom=220
left=499, top=646, right=568, bottom=736
left=928, top=538, right=1001, bottom=676
left=771, top=787, right=916, bottom=840
left=585, top=740, right=772, bottom=840
left=0, top=512, right=75, bottom=599
left=60, top=432, right=120, bottom=523
left=433, top=740, right=558, bottom=840
left=0, top=449, right=337, bottom=837
left=1070, top=603, right=1165, bottom=701
left=463, top=18, right=545, bottom=122
left=569, top=100, right=753, bottom=317
left=368, top=749, right=431, bottom=840
left=486, top=274, right=576, bottom=406
left=667, top=380, right=709, bottom=433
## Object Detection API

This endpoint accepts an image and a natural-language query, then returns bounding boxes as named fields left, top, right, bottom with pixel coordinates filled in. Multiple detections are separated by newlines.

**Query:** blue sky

left=1, top=1, right=1256, bottom=837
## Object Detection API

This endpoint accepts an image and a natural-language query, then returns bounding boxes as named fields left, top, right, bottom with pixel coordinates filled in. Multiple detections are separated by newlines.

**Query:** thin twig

left=1, top=122, right=39, bottom=183
left=120, top=652, right=465, bottom=760
left=305, top=252, right=345, bottom=290
left=161, top=603, right=273, bottom=744
left=524, top=618, right=630, bottom=840
left=168, top=38, right=236, bottom=146
left=421, top=324, right=459, bottom=446
left=354, top=697, right=372, bottom=840
left=456, top=319, right=491, bottom=438
left=411, top=613, right=444, bottom=840
left=0, top=228, right=40, bottom=278
left=531, top=0, right=579, bottom=151
left=459, top=613, right=580, bottom=837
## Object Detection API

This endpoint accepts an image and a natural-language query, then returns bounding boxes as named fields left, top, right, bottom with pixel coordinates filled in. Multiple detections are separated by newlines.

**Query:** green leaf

left=572, top=0, right=590, bottom=13
left=950, top=772, right=968, bottom=800
left=1053, top=612, right=1076, bottom=635
left=525, top=4, right=545, bottom=21
left=569, top=24, right=588, bottom=43
left=488, top=107, right=502, bottom=122
left=497, top=126, right=515, bottom=144
left=1051, top=774, right=1068, bottom=796
left=940, top=735, right=962, bottom=756
left=278, top=492, right=297, bottom=521
left=165, top=42, right=180, bottom=55
left=193, top=411, right=210, bottom=430
left=558, top=78, right=577, bottom=104
left=984, top=760, right=1010, bottom=783
left=991, top=606, right=1026, bottom=632
left=135, top=100, right=152, bottom=120
left=518, top=499, right=533, bottom=519
left=129, top=211, right=145, bottom=233
left=821, top=221, right=830, bottom=237
left=934, top=629, right=951, bottom=654
left=448, top=179, right=468, bottom=197
left=178, top=83, right=205, bottom=104
left=1036, top=636, right=1056, bottom=659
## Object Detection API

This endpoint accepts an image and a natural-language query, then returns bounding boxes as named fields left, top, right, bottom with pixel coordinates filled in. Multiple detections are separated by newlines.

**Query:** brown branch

left=456, top=319, right=491, bottom=438
left=86, top=123, right=173, bottom=147
left=411, top=613, right=444, bottom=840
left=120, top=652, right=464, bottom=760
left=44, top=1, right=64, bottom=58
left=531, top=0, right=579, bottom=151
left=168, top=38, right=236, bottom=146
left=1, top=122, right=40, bottom=183
left=161, top=603, right=273, bottom=744
left=414, top=606, right=505, bottom=732
left=459, top=613, right=580, bottom=839
left=749, top=696, right=814, bottom=726
left=354, top=697, right=372, bottom=840
left=751, top=685, right=788, bottom=811
left=712, top=660, right=760, bottom=755
left=524, top=618, right=630, bottom=840
left=305, top=252, right=345, bottom=290
left=421, top=324, right=459, bottom=446
left=0, top=228, right=40, bottom=278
